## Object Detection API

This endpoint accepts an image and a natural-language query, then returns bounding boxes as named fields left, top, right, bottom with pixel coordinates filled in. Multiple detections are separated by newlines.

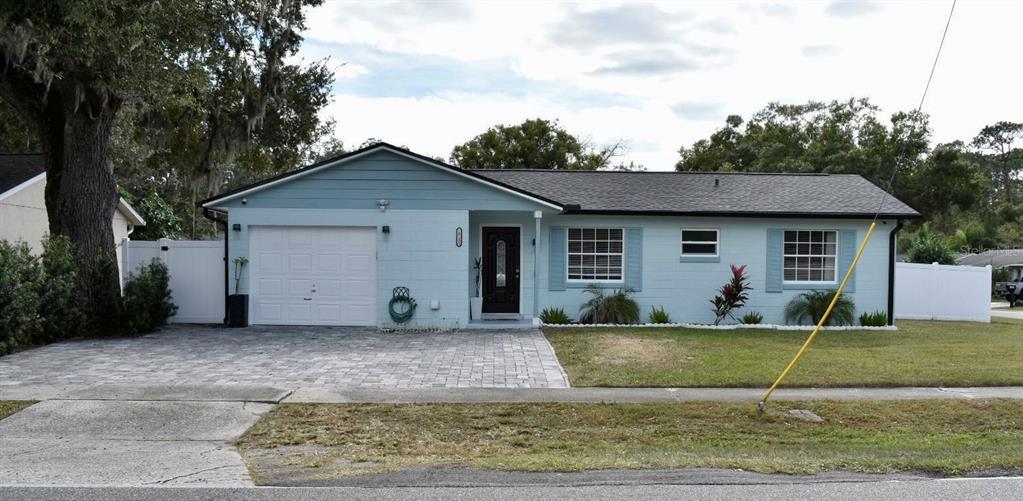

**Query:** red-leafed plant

left=710, top=264, right=752, bottom=325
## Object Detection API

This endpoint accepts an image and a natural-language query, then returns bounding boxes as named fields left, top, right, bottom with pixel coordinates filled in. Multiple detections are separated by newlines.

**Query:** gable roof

left=200, top=142, right=919, bottom=219
left=474, top=169, right=920, bottom=219
left=199, top=142, right=564, bottom=210
left=0, top=153, right=146, bottom=225
left=0, top=153, right=46, bottom=196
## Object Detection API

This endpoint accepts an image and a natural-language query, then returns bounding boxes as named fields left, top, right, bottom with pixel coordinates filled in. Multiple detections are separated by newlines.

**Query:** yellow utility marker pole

left=758, top=222, right=878, bottom=412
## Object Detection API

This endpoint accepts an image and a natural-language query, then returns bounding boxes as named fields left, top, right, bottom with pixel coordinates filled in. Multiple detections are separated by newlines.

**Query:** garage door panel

left=258, top=278, right=284, bottom=296
left=251, top=226, right=377, bottom=326
left=255, top=303, right=282, bottom=322
left=316, top=254, right=342, bottom=273
left=344, top=304, right=375, bottom=325
left=314, top=303, right=342, bottom=322
left=287, top=279, right=314, bottom=296
left=316, top=280, right=343, bottom=297
left=257, top=253, right=283, bottom=272
left=287, top=254, right=313, bottom=273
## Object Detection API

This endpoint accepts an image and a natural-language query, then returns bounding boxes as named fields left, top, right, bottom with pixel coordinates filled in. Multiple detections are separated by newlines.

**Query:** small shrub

left=740, top=311, right=763, bottom=324
left=122, top=260, right=178, bottom=334
left=710, top=264, right=752, bottom=325
left=784, top=289, right=855, bottom=326
left=579, top=285, right=640, bottom=324
left=38, top=235, right=85, bottom=343
left=540, top=307, right=572, bottom=324
left=648, top=306, right=672, bottom=324
left=0, top=241, right=43, bottom=355
left=859, top=310, right=888, bottom=327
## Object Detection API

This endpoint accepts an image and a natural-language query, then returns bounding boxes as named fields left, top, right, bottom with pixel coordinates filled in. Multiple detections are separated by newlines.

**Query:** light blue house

left=200, top=142, right=919, bottom=328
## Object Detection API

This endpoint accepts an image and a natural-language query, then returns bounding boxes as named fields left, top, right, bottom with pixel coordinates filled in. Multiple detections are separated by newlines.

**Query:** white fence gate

left=895, top=262, right=991, bottom=322
left=122, top=238, right=225, bottom=324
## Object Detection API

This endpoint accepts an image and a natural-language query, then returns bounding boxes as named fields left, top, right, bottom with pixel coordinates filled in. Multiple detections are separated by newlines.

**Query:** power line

left=872, top=0, right=957, bottom=223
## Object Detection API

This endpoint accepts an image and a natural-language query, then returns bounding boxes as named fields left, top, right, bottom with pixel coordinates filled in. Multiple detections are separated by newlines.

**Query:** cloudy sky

left=298, top=0, right=1023, bottom=170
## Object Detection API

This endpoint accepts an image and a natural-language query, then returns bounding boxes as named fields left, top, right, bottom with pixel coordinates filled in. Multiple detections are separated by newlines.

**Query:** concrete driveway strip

left=0, top=400, right=272, bottom=486
left=282, top=386, right=1023, bottom=403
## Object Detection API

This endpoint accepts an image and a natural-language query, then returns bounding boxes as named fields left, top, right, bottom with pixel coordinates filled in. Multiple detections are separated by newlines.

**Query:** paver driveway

left=0, top=325, right=569, bottom=389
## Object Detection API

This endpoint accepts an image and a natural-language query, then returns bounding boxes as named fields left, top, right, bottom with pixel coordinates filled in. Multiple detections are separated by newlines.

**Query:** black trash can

left=227, top=294, right=249, bottom=328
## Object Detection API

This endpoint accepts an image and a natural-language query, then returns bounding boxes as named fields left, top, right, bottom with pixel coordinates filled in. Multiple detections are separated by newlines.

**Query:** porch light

left=377, top=199, right=390, bottom=211
left=456, top=227, right=463, bottom=247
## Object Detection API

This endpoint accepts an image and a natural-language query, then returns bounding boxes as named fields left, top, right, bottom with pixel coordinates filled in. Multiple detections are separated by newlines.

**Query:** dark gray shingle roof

left=474, top=169, right=920, bottom=218
left=0, top=153, right=44, bottom=195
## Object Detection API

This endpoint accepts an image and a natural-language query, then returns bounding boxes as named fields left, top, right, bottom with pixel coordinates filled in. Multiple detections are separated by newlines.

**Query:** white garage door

left=250, top=226, right=376, bottom=326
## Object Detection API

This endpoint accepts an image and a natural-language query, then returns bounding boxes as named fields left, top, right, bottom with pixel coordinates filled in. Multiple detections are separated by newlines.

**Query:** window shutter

left=839, top=229, right=857, bottom=293
left=766, top=229, right=783, bottom=293
left=549, top=226, right=566, bottom=291
left=624, top=227, right=643, bottom=292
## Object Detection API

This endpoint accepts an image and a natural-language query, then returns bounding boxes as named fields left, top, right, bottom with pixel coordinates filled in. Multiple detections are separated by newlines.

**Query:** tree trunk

left=39, top=90, right=125, bottom=330
left=1001, top=158, right=1015, bottom=205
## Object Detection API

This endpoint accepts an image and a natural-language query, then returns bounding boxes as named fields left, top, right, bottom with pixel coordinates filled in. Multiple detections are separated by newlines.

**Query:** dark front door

left=482, top=227, right=520, bottom=314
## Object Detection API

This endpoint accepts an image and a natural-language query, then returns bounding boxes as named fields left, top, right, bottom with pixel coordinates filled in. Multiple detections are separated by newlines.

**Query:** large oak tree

left=0, top=0, right=324, bottom=325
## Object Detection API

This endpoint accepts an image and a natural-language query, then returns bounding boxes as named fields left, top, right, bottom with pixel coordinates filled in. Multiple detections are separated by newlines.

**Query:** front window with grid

left=783, top=230, right=837, bottom=282
left=568, top=228, right=623, bottom=281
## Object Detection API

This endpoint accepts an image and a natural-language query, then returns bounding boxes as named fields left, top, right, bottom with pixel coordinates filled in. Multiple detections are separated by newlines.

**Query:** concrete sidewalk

left=0, top=399, right=271, bottom=486
left=5, top=384, right=1023, bottom=403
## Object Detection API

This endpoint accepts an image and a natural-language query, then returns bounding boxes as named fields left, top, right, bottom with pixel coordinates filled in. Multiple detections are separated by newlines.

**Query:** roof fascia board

left=117, top=198, right=146, bottom=226
left=0, top=172, right=45, bottom=202
left=559, top=209, right=921, bottom=219
left=201, top=145, right=562, bottom=211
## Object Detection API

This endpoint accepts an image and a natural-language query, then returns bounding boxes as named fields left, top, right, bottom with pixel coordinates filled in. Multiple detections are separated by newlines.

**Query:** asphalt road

left=2, top=477, right=1022, bottom=501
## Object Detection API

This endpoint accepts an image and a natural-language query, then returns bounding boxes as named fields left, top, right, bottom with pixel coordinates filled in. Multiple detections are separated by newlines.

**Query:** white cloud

left=303, top=0, right=1023, bottom=171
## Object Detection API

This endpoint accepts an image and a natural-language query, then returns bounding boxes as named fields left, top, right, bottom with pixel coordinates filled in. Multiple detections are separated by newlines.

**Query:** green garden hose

left=388, top=287, right=416, bottom=324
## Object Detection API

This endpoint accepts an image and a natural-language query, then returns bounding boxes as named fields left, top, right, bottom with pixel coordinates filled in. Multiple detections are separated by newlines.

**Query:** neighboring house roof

left=957, top=249, right=1023, bottom=268
left=0, top=153, right=46, bottom=197
left=201, top=142, right=920, bottom=219
left=475, top=169, right=919, bottom=218
left=0, top=153, right=145, bottom=226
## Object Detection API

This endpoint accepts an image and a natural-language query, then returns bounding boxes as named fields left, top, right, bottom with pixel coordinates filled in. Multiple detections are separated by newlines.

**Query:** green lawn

left=237, top=400, right=1023, bottom=480
left=544, top=319, right=1023, bottom=388
left=0, top=401, right=33, bottom=420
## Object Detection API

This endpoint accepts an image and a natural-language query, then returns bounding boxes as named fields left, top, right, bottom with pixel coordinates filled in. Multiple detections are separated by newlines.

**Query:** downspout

left=533, top=211, right=542, bottom=325
left=887, top=219, right=905, bottom=326
left=202, top=208, right=229, bottom=325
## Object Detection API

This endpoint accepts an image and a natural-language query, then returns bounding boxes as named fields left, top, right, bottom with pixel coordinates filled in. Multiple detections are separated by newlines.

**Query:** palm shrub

left=0, top=241, right=43, bottom=355
left=740, top=311, right=763, bottom=324
left=579, top=285, right=639, bottom=324
left=648, top=306, right=672, bottom=324
left=710, top=264, right=752, bottom=325
left=784, top=289, right=855, bottom=326
left=540, top=307, right=572, bottom=324
left=907, top=223, right=956, bottom=265
left=122, top=260, right=178, bottom=334
left=859, top=310, right=887, bottom=327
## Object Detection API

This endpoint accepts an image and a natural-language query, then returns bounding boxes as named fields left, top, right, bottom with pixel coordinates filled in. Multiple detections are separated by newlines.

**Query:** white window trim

left=680, top=228, right=720, bottom=257
left=566, top=227, right=626, bottom=284
left=782, top=229, right=839, bottom=284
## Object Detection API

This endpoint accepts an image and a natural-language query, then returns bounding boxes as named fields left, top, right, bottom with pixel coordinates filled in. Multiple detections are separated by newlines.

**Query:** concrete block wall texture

left=537, top=215, right=894, bottom=326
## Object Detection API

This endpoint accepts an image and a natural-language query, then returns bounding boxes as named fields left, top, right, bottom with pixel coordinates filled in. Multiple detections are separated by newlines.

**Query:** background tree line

left=674, top=98, right=1022, bottom=261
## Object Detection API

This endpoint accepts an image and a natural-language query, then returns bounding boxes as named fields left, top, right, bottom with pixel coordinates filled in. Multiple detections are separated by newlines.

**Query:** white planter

left=469, top=297, right=483, bottom=320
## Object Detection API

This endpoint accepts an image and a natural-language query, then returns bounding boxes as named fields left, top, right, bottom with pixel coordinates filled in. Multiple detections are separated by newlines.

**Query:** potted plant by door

left=470, top=257, right=483, bottom=320
left=228, top=256, right=249, bottom=327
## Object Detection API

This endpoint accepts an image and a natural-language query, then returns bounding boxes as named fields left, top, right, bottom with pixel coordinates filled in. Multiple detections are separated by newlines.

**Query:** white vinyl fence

left=122, top=238, right=225, bottom=324
left=895, top=262, right=991, bottom=323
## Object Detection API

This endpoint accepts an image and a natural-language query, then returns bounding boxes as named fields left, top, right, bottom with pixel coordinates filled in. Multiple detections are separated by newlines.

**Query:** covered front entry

left=481, top=226, right=521, bottom=314
left=250, top=226, right=376, bottom=326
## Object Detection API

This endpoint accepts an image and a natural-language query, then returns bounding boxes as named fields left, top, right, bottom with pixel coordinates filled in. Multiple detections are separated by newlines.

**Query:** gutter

left=202, top=208, right=229, bottom=325
left=887, top=218, right=905, bottom=326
